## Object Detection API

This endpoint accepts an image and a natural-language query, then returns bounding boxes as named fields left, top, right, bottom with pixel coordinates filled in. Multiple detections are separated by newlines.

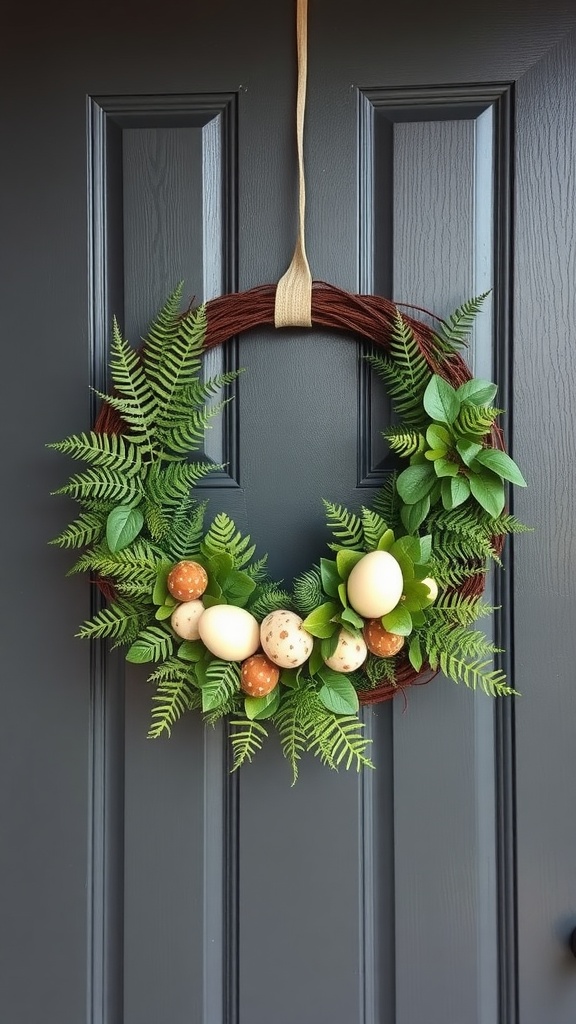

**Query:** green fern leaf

left=431, top=651, right=514, bottom=696
left=273, top=688, right=311, bottom=784
left=126, top=625, right=174, bottom=664
left=142, top=500, right=171, bottom=542
left=201, top=658, right=241, bottom=712
left=292, top=566, right=323, bottom=614
left=158, top=398, right=231, bottom=456
left=323, top=501, right=363, bottom=550
left=47, top=431, right=142, bottom=475
left=453, top=405, right=502, bottom=440
left=428, top=555, right=487, bottom=589
left=434, top=292, right=489, bottom=350
left=428, top=593, right=496, bottom=626
left=302, top=691, right=374, bottom=771
left=363, top=654, right=397, bottom=686
left=229, top=718, right=268, bottom=770
left=49, top=509, right=107, bottom=549
left=248, top=584, right=293, bottom=619
left=52, top=467, right=143, bottom=504
left=145, top=460, right=218, bottom=508
left=148, top=666, right=200, bottom=739
left=201, top=513, right=256, bottom=569
left=381, top=427, right=426, bottom=458
left=146, top=304, right=207, bottom=425
left=76, top=599, right=147, bottom=640
left=164, top=499, right=207, bottom=562
left=361, top=507, right=390, bottom=551
left=106, top=318, right=158, bottom=447
left=204, top=693, right=242, bottom=725
left=243, top=555, right=269, bottom=582
left=371, top=472, right=402, bottom=531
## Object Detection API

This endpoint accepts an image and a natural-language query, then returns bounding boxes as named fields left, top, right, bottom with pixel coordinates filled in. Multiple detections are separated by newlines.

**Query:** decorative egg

left=422, top=577, right=438, bottom=603
left=323, top=629, right=367, bottom=673
left=363, top=619, right=405, bottom=657
left=167, top=560, right=208, bottom=602
left=240, top=654, right=280, bottom=696
left=260, top=610, right=314, bottom=668
left=198, top=604, right=260, bottom=661
left=346, top=550, right=403, bottom=618
left=170, top=599, right=205, bottom=640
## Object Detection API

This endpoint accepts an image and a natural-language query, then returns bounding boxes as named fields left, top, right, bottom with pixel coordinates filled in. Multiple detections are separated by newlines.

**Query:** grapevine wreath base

left=50, top=282, right=529, bottom=780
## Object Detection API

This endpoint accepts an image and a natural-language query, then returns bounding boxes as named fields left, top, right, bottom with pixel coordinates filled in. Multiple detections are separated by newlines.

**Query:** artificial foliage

left=49, top=285, right=529, bottom=782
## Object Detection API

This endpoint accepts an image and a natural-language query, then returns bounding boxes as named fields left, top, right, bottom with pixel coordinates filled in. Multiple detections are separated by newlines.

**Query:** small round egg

left=323, top=629, right=367, bottom=673
left=241, top=654, right=280, bottom=696
left=170, top=600, right=205, bottom=640
left=346, top=550, right=403, bottom=619
left=260, top=610, right=314, bottom=668
left=198, top=604, right=260, bottom=661
left=422, top=577, right=438, bottom=604
left=363, top=619, right=405, bottom=657
left=167, top=560, right=208, bottom=602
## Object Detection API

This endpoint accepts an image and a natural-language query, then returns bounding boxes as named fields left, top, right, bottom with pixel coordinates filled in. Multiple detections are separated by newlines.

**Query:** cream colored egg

left=198, top=604, right=260, bottom=661
left=323, top=629, right=367, bottom=673
left=260, top=610, right=314, bottom=669
left=422, top=577, right=438, bottom=603
left=171, top=599, right=205, bottom=640
left=346, top=550, right=404, bottom=619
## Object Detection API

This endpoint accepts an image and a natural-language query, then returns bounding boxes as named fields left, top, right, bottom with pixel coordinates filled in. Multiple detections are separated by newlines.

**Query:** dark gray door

left=2, top=3, right=576, bottom=1022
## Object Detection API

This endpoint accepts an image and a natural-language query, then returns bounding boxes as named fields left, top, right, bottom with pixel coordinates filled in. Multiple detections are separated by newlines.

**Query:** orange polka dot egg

left=167, top=560, right=208, bottom=602
left=363, top=619, right=405, bottom=657
left=241, top=654, right=280, bottom=696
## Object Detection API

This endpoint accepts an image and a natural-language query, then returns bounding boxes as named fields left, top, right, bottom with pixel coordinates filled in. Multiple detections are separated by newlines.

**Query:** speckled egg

left=323, top=629, right=367, bottom=673
left=240, top=654, right=280, bottom=696
left=198, top=604, right=260, bottom=661
left=260, top=610, right=314, bottom=669
left=170, top=600, right=205, bottom=640
left=363, top=619, right=405, bottom=657
left=346, top=550, right=403, bottom=618
left=167, top=560, right=208, bottom=602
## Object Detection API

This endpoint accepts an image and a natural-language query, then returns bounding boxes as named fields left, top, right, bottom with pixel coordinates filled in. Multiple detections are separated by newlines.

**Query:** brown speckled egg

left=170, top=600, right=205, bottom=640
left=260, top=610, right=314, bottom=668
left=363, top=619, right=405, bottom=657
left=323, top=629, right=367, bottom=673
left=240, top=654, right=280, bottom=696
left=167, top=561, right=208, bottom=602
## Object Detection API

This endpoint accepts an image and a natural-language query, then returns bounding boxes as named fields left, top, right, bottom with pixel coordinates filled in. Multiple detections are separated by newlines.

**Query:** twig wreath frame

left=49, top=281, right=529, bottom=781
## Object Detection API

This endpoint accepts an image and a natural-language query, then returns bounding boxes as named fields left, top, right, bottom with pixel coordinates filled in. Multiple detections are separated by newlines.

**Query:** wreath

left=49, top=282, right=529, bottom=782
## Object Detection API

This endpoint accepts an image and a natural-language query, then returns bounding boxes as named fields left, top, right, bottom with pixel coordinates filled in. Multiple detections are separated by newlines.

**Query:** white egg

left=171, top=600, right=205, bottom=640
left=260, top=610, right=314, bottom=668
left=346, top=550, right=404, bottom=618
left=198, top=604, right=260, bottom=661
left=422, top=577, right=438, bottom=603
left=323, top=629, right=367, bottom=673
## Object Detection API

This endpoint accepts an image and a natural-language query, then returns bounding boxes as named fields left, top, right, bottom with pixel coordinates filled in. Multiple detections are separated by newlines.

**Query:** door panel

left=2, top=4, right=576, bottom=1023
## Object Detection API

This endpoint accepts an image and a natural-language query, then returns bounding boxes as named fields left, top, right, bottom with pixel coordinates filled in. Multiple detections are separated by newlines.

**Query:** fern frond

left=229, top=718, right=268, bottom=770
left=184, top=371, right=242, bottom=407
left=158, top=397, right=231, bottom=456
left=142, top=500, right=170, bottom=542
left=243, top=555, right=269, bottom=582
left=145, top=461, right=217, bottom=508
left=204, top=693, right=242, bottom=725
left=127, top=625, right=174, bottom=663
left=273, top=688, right=311, bottom=784
left=301, top=690, right=374, bottom=772
left=201, top=513, right=256, bottom=569
left=428, top=555, right=487, bottom=590
left=69, top=540, right=163, bottom=595
left=430, top=651, right=514, bottom=696
left=363, top=654, right=397, bottom=686
left=292, top=565, right=323, bottom=614
left=107, top=318, right=158, bottom=447
left=427, top=593, right=496, bottom=626
left=47, top=432, right=142, bottom=475
left=371, top=472, right=402, bottom=530
left=164, top=499, right=207, bottom=562
left=201, top=659, right=241, bottom=713
left=76, top=599, right=147, bottom=640
left=419, top=621, right=500, bottom=660
left=361, top=507, right=390, bottom=551
left=140, top=282, right=185, bottom=388
left=248, top=584, right=293, bottom=619
left=366, top=311, right=431, bottom=429
left=453, top=404, right=502, bottom=440
left=148, top=669, right=201, bottom=739
left=434, top=292, right=489, bottom=350
left=146, top=305, right=207, bottom=425
left=323, top=500, right=363, bottom=550
left=382, top=427, right=426, bottom=458
left=49, top=509, right=107, bottom=549
left=52, top=468, right=143, bottom=505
